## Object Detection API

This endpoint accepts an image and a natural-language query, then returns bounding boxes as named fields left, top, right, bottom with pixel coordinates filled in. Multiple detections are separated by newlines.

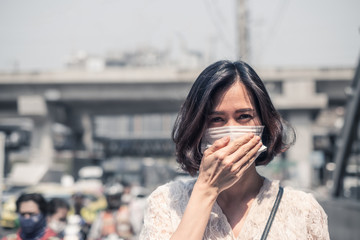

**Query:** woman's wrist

left=194, top=178, right=219, bottom=203
left=170, top=179, right=218, bottom=240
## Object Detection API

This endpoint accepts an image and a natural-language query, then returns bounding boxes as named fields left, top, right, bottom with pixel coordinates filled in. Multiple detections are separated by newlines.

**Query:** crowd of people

left=1, top=182, right=146, bottom=240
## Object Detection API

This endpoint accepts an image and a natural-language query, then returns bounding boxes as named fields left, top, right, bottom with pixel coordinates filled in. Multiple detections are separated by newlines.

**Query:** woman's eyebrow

left=235, top=108, right=255, bottom=113
left=209, top=111, right=225, bottom=115
left=210, top=108, right=255, bottom=115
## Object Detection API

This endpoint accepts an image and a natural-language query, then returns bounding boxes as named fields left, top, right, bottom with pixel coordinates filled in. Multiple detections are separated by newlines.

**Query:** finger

left=231, top=140, right=262, bottom=173
left=220, top=133, right=258, bottom=158
left=203, top=136, right=231, bottom=156
left=210, top=134, right=259, bottom=168
left=235, top=155, right=257, bottom=178
left=226, top=136, right=261, bottom=170
left=233, top=136, right=262, bottom=163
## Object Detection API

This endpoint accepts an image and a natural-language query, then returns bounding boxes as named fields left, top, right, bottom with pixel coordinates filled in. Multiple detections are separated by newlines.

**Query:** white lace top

left=140, top=178, right=330, bottom=240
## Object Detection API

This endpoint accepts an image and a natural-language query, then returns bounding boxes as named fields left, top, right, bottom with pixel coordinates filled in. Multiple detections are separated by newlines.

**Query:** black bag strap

left=260, top=186, right=284, bottom=240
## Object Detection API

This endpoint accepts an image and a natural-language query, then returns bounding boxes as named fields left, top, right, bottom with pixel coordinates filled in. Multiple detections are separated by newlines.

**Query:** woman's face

left=48, top=207, right=68, bottom=223
left=208, top=81, right=260, bottom=128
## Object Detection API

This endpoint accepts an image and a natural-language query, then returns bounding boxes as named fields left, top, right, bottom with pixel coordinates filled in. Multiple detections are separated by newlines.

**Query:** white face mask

left=48, top=220, right=66, bottom=233
left=201, top=125, right=267, bottom=158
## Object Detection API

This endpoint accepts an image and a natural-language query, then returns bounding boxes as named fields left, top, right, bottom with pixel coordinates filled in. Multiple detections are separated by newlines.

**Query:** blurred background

left=0, top=0, right=359, bottom=239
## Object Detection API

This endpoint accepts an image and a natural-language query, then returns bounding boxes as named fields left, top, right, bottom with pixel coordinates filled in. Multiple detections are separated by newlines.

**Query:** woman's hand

left=197, top=133, right=262, bottom=195
left=169, top=133, right=262, bottom=240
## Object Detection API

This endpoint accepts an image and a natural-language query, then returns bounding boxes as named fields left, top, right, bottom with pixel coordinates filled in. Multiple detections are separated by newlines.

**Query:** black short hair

left=47, top=198, right=70, bottom=216
left=172, top=60, right=295, bottom=175
left=16, top=193, right=48, bottom=216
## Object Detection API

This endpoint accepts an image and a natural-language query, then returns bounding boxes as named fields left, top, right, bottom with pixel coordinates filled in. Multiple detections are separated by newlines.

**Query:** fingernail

left=223, top=136, right=230, bottom=141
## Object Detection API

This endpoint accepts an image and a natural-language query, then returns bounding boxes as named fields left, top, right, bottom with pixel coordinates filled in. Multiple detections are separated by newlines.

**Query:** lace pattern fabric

left=140, top=178, right=330, bottom=240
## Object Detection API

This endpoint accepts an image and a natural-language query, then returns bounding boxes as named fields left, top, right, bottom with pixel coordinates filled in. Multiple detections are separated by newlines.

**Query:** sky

left=0, top=0, right=359, bottom=71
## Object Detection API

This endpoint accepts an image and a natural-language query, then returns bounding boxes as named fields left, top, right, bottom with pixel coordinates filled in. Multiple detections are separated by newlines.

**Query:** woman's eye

left=209, top=117, right=223, bottom=123
left=238, top=114, right=253, bottom=120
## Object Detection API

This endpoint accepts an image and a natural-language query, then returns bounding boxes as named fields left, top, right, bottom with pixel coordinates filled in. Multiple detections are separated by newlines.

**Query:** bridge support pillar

left=29, top=116, right=54, bottom=164
left=287, top=111, right=313, bottom=189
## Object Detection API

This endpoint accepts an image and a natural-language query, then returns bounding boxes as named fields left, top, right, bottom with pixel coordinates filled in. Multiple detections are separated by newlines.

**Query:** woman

left=140, top=60, right=329, bottom=239
left=47, top=198, right=70, bottom=238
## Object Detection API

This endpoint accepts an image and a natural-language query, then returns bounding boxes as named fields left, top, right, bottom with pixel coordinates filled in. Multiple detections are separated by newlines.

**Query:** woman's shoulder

left=275, top=181, right=326, bottom=214
left=148, top=177, right=197, bottom=202
left=283, top=185, right=321, bottom=203
left=262, top=179, right=325, bottom=212
left=265, top=179, right=321, bottom=202
left=262, top=180, right=329, bottom=239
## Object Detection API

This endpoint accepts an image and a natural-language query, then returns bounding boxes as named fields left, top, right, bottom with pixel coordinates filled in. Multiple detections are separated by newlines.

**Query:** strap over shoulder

left=260, top=186, right=284, bottom=240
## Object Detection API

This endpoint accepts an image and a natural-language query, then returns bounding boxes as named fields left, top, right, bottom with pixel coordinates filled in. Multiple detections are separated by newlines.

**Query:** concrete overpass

left=0, top=67, right=353, bottom=113
left=0, top=67, right=198, bottom=115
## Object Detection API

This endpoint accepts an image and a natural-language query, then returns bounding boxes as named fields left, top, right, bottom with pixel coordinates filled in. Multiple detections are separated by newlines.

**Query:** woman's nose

left=225, top=119, right=241, bottom=126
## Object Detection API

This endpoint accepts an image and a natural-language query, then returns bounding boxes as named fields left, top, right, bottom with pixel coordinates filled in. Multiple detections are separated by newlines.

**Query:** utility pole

left=236, top=0, right=250, bottom=62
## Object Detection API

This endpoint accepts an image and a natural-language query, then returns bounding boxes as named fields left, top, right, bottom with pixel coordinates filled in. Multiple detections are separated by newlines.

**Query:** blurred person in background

left=88, top=182, right=133, bottom=240
left=2, top=193, right=59, bottom=240
left=128, top=186, right=147, bottom=237
left=71, top=193, right=85, bottom=219
left=119, top=181, right=132, bottom=206
left=47, top=198, right=70, bottom=238
left=68, top=193, right=89, bottom=240
left=140, top=60, right=330, bottom=239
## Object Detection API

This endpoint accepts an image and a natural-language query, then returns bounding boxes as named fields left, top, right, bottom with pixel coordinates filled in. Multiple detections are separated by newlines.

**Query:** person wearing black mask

left=2, top=193, right=59, bottom=240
